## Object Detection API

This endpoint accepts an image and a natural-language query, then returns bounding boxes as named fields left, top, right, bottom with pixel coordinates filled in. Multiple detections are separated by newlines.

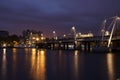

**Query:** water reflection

left=107, top=53, right=114, bottom=80
left=12, top=48, right=17, bottom=79
left=2, top=48, right=7, bottom=80
left=3, top=48, right=6, bottom=55
left=13, top=48, right=17, bottom=53
left=58, top=50, right=63, bottom=79
left=25, top=48, right=29, bottom=54
left=74, top=50, right=79, bottom=80
left=1, top=48, right=120, bottom=80
left=58, top=50, right=62, bottom=67
left=30, top=48, right=46, bottom=80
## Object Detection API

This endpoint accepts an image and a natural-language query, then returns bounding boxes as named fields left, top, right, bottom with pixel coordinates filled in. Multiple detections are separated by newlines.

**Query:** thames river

left=0, top=48, right=120, bottom=80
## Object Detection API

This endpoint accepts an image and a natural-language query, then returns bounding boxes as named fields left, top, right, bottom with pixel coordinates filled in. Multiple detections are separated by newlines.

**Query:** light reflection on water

left=30, top=48, right=46, bottom=80
left=2, top=48, right=7, bottom=80
left=12, top=48, right=17, bottom=79
left=74, top=50, right=79, bottom=80
left=107, top=53, right=114, bottom=80
left=25, top=48, right=29, bottom=54
left=0, top=48, right=120, bottom=80
left=3, top=48, right=6, bottom=55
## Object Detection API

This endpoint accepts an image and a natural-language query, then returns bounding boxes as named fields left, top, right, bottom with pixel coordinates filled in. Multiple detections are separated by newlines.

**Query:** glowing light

left=3, top=48, right=6, bottom=55
left=37, top=50, right=40, bottom=55
left=63, top=34, right=66, bottom=37
left=3, top=43, right=6, bottom=47
left=55, top=36, right=58, bottom=40
left=116, top=16, right=120, bottom=20
left=36, top=38, right=39, bottom=41
left=53, top=31, right=55, bottom=34
left=79, top=33, right=93, bottom=38
left=105, top=31, right=110, bottom=36
left=40, top=50, right=45, bottom=55
left=32, top=48, right=37, bottom=54
left=12, top=48, right=17, bottom=54
left=72, top=26, right=75, bottom=30
left=32, top=37, right=35, bottom=39
left=53, top=31, right=57, bottom=40
left=41, top=33, right=43, bottom=36
left=41, top=37, right=44, bottom=40
left=75, top=50, right=78, bottom=56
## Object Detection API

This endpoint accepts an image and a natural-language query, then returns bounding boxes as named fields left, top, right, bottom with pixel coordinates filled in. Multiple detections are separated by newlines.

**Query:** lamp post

left=72, top=26, right=78, bottom=49
left=53, top=31, right=56, bottom=39
left=53, top=31, right=57, bottom=40
left=72, top=26, right=76, bottom=40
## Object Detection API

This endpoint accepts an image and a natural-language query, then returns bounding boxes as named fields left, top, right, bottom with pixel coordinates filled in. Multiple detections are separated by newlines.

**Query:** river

left=0, top=48, right=120, bottom=80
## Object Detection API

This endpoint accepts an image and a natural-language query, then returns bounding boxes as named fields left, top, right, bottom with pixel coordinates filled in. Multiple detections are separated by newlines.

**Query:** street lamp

left=72, top=26, right=76, bottom=39
left=63, top=34, right=66, bottom=38
left=72, top=26, right=75, bottom=31
left=72, top=26, right=78, bottom=49
left=53, top=31, right=57, bottom=40
left=53, top=31, right=56, bottom=36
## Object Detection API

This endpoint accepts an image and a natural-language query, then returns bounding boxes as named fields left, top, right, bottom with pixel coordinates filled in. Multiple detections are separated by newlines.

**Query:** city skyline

left=0, top=0, right=120, bottom=37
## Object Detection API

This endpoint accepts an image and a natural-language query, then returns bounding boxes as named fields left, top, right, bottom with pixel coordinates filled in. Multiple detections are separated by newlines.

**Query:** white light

left=105, top=31, right=110, bottom=36
left=53, top=31, right=55, bottom=34
left=41, top=34, right=43, bottom=36
left=72, top=26, right=75, bottom=30
left=3, top=43, right=6, bottom=47
left=41, top=37, right=44, bottom=40
left=32, top=37, right=35, bottom=39
left=63, top=34, right=66, bottom=37
left=116, top=17, right=120, bottom=20
left=36, top=38, right=39, bottom=41
left=3, top=48, right=6, bottom=55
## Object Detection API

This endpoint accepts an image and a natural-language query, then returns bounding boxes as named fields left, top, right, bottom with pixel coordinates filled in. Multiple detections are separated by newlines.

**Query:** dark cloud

left=0, top=0, right=120, bottom=36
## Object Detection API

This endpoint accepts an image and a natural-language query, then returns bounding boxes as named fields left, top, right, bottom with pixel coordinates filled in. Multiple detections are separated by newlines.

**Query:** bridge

left=38, top=36, right=120, bottom=51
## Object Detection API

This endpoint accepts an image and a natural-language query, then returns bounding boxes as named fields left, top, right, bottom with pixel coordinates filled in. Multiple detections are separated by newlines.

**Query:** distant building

left=22, top=29, right=44, bottom=47
left=76, top=32, right=94, bottom=38
left=61, top=32, right=94, bottom=39
left=0, top=31, right=9, bottom=37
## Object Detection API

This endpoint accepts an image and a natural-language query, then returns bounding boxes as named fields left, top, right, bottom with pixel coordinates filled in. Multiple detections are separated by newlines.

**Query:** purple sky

left=0, top=0, right=120, bottom=37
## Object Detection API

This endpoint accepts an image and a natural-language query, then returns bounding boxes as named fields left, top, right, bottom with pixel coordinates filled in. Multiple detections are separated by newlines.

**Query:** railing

left=44, top=36, right=120, bottom=44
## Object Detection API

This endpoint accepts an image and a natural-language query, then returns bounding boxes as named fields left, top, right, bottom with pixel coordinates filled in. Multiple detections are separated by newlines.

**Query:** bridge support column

left=67, top=43, right=69, bottom=49
left=84, top=42, right=91, bottom=51
left=63, top=43, right=65, bottom=50
left=84, top=42, right=87, bottom=51
left=51, top=43, right=55, bottom=49
left=58, top=43, right=61, bottom=49
left=88, top=42, right=91, bottom=51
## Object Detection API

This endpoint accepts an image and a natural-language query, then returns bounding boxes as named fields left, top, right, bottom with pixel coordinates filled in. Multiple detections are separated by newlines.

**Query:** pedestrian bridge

left=38, top=36, right=120, bottom=51
left=46, top=36, right=115, bottom=43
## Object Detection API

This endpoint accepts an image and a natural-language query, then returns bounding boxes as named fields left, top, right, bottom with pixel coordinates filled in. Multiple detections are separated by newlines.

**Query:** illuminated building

left=0, top=31, right=9, bottom=47
left=77, top=32, right=94, bottom=38
left=22, top=29, right=44, bottom=47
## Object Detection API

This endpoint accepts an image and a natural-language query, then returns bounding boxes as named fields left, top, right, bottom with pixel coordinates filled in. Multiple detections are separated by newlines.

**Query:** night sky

left=0, top=0, right=120, bottom=37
